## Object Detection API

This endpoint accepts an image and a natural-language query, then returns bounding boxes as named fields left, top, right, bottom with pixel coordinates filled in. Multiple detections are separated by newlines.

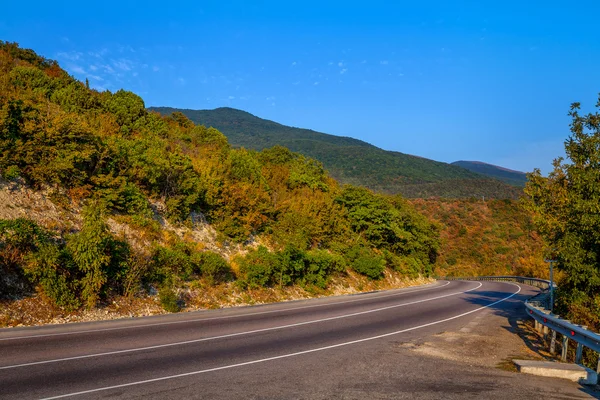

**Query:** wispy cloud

left=380, top=60, right=389, bottom=65
left=88, top=48, right=108, bottom=58
left=57, top=51, right=83, bottom=61
left=340, top=68, right=348, bottom=74
left=73, top=65, right=87, bottom=74
left=291, top=61, right=297, bottom=66
left=112, top=59, right=134, bottom=72
left=55, top=44, right=155, bottom=91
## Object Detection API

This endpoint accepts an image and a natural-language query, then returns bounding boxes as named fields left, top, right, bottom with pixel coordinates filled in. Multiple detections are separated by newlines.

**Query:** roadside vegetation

left=0, top=42, right=564, bottom=330
left=0, top=42, right=440, bottom=321
left=524, top=96, right=600, bottom=338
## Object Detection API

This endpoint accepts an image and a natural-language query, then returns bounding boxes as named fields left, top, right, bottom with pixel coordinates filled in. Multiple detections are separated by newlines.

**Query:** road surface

left=0, top=280, right=595, bottom=399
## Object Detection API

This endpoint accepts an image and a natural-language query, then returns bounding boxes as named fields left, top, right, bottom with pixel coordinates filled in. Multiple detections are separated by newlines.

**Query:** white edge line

left=38, top=282, right=522, bottom=400
left=0, top=282, right=480, bottom=370
left=0, top=281, right=451, bottom=341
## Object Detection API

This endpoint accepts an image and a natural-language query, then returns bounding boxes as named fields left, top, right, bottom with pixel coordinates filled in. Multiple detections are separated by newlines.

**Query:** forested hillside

left=451, top=161, right=527, bottom=187
left=149, top=107, right=523, bottom=199
left=0, top=42, right=440, bottom=323
left=411, top=199, right=547, bottom=279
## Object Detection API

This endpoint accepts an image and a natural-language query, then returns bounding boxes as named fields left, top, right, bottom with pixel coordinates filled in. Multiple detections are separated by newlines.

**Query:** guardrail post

left=561, top=336, right=569, bottom=362
left=597, top=355, right=600, bottom=374
left=543, top=325, right=549, bottom=340
left=549, top=330, right=557, bottom=354
left=576, top=343, right=584, bottom=364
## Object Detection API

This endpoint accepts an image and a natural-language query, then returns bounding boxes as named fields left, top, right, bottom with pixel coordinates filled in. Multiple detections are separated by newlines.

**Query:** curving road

left=0, top=280, right=593, bottom=399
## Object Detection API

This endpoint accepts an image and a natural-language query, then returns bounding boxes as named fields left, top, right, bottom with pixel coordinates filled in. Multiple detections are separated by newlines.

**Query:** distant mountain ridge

left=149, top=106, right=522, bottom=199
left=451, top=161, right=527, bottom=187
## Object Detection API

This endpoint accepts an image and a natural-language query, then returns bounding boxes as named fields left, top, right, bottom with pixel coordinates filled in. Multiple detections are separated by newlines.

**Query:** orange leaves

left=412, top=198, right=545, bottom=278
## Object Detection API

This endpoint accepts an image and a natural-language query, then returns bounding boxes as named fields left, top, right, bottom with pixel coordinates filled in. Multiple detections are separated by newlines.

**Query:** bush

left=25, top=243, right=81, bottom=310
left=347, top=245, right=385, bottom=279
left=150, top=243, right=195, bottom=282
left=303, top=250, right=346, bottom=288
left=237, top=246, right=278, bottom=289
left=158, top=284, right=180, bottom=312
left=194, top=251, right=233, bottom=285
left=66, top=202, right=129, bottom=308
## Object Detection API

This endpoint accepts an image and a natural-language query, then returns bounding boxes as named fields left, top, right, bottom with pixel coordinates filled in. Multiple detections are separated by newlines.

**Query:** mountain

left=149, top=107, right=522, bottom=199
left=451, top=161, right=528, bottom=187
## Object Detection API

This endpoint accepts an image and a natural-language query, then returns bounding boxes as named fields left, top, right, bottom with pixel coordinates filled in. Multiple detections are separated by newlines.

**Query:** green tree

left=67, top=202, right=119, bottom=308
left=524, top=95, right=600, bottom=330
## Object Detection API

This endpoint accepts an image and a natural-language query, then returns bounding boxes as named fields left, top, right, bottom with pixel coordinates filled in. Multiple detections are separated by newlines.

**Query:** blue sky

left=3, top=1, right=600, bottom=174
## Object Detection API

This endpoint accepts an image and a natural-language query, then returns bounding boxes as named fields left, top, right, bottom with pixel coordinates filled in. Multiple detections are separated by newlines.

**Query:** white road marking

left=38, top=282, right=522, bottom=400
left=0, top=281, right=452, bottom=341
left=0, top=282, right=480, bottom=370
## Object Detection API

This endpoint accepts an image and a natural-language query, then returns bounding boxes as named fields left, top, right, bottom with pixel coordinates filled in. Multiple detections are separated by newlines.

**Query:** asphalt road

left=0, top=280, right=595, bottom=399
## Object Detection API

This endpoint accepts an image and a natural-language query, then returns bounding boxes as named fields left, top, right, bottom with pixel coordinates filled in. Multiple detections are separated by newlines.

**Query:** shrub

left=303, top=250, right=346, bottom=288
left=25, top=243, right=81, bottom=311
left=158, top=284, right=180, bottom=312
left=67, top=202, right=129, bottom=308
left=151, top=244, right=190, bottom=280
left=194, top=251, right=233, bottom=285
left=347, top=245, right=385, bottom=279
left=237, top=246, right=278, bottom=289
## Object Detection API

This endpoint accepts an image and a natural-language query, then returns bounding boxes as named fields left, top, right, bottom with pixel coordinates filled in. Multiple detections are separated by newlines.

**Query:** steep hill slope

left=451, top=161, right=528, bottom=187
left=410, top=198, right=548, bottom=279
left=149, top=107, right=522, bottom=199
left=0, top=42, right=440, bottom=323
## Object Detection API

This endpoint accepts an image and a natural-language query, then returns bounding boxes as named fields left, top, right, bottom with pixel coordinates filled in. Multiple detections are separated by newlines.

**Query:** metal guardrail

left=443, top=275, right=600, bottom=372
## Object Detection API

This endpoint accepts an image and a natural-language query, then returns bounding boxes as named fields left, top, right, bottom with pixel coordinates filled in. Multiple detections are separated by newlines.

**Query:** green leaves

left=524, top=94, right=600, bottom=330
left=102, top=90, right=146, bottom=135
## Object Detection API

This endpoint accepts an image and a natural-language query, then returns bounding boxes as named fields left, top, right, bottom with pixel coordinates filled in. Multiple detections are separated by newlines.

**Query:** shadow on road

left=461, top=284, right=600, bottom=398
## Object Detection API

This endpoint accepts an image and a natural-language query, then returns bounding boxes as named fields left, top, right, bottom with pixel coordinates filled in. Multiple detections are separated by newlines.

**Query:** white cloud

left=112, top=59, right=133, bottom=71
left=57, top=51, right=83, bottom=61
left=88, top=48, right=108, bottom=58
left=340, top=68, right=347, bottom=74
left=69, top=65, right=86, bottom=74
left=89, top=65, right=98, bottom=71
left=228, top=96, right=235, bottom=100
left=314, top=81, right=319, bottom=86
left=338, top=61, right=344, bottom=67
left=177, top=77, right=186, bottom=85
left=291, top=61, right=297, bottom=66
left=380, top=60, right=389, bottom=65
